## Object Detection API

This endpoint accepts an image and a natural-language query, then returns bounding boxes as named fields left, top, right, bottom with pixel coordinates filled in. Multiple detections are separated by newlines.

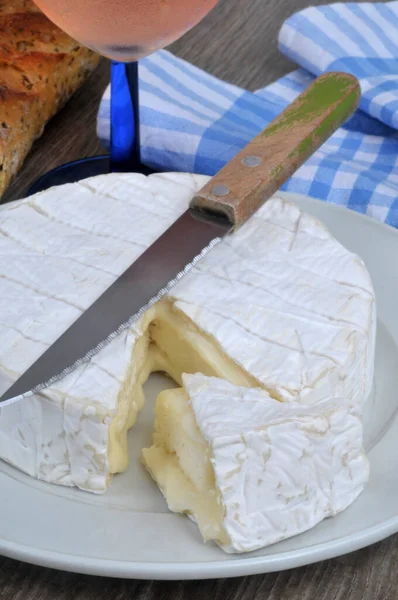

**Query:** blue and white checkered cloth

left=98, top=1, right=398, bottom=227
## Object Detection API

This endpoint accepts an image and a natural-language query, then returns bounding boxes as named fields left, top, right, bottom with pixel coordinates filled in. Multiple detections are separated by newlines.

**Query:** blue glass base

left=28, top=156, right=156, bottom=196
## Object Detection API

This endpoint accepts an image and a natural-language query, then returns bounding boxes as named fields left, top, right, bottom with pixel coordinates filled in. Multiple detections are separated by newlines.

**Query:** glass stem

left=110, top=61, right=141, bottom=172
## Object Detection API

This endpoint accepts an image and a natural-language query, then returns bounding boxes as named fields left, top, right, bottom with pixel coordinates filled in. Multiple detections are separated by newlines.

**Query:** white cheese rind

left=169, top=199, right=376, bottom=404
left=0, top=326, right=143, bottom=492
left=183, top=374, right=369, bottom=553
left=0, top=173, right=376, bottom=494
left=0, top=172, right=206, bottom=387
left=0, top=173, right=207, bottom=492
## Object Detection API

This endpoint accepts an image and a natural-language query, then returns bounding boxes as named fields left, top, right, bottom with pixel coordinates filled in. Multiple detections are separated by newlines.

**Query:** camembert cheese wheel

left=0, top=173, right=375, bottom=551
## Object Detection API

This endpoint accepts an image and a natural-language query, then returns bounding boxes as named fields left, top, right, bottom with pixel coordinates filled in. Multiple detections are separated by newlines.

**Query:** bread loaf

left=0, top=0, right=100, bottom=197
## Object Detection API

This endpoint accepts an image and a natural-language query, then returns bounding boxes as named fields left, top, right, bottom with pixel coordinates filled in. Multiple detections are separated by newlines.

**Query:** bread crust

left=0, top=1, right=100, bottom=197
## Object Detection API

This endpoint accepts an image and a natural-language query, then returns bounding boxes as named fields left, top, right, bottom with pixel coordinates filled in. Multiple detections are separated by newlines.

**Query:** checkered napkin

left=98, top=2, right=398, bottom=227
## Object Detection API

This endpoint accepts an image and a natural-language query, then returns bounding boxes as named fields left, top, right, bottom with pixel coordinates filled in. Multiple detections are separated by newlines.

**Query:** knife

left=0, top=72, right=360, bottom=406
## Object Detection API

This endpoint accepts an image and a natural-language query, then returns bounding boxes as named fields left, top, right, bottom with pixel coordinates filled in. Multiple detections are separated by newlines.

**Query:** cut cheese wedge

left=0, top=173, right=376, bottom=499
left=142, top=374, right=369, bottom=553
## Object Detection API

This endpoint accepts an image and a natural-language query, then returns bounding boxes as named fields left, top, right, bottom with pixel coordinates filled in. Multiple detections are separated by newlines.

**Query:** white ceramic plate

left=1, top=192, right=397, bottom=580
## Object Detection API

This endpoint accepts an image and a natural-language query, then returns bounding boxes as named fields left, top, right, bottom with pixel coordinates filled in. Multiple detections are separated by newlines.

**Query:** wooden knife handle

left=190, top=72, right=360, bottom=229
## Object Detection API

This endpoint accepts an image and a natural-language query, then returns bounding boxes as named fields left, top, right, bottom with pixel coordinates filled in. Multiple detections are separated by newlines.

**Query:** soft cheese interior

left=142, top=385, right=230, bottom=547
left=0, top=173, right=376, bottom=533
left=109, top=301, right=257, bottom=476
left=142, top=374, right=369, bottom=553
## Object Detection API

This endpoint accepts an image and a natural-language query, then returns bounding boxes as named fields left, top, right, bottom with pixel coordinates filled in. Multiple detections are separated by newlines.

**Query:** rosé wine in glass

left=30, top=0, right=219, bottom=191
left=33, top=0, right=219, bottom=61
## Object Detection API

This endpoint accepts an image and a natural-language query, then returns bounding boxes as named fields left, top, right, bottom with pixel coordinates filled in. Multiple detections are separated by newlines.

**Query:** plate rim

left=1, top=191, right=397, bottom=580
left=1, top=514, right=397, bottom=580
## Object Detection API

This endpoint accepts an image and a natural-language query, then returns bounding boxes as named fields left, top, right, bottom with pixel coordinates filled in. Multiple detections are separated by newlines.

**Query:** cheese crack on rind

left=0, top=172, right=376, bottom=494
left=142, top=374, right=369, bottom=553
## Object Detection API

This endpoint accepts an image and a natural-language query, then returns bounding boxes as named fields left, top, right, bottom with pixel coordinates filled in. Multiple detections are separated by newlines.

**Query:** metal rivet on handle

left=242, top=155, right=262, bottom=167
left=211, top=184, right=230, bottom=197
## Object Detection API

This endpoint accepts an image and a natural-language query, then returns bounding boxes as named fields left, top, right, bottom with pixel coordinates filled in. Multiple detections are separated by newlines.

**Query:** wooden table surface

left=2, top=0, right=397, bottom=598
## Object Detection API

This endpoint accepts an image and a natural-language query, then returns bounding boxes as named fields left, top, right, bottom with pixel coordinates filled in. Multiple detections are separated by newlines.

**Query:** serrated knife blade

left=0, top=212, right=228, bottom=406
left=0, top=72, right=361, bottom=405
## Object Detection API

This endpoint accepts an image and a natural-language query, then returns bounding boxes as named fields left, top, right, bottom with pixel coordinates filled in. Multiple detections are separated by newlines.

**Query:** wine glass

left=30, top=0, right=219, bottom=193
